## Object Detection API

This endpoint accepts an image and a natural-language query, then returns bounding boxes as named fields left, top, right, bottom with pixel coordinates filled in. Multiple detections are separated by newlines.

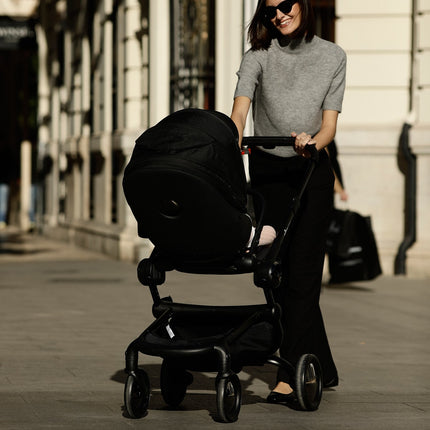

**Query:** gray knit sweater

left=234, top=36, right=347, bottom=157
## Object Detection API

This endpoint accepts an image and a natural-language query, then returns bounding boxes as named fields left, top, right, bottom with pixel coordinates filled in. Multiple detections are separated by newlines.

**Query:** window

left=170, top=0, right=215, bottom=111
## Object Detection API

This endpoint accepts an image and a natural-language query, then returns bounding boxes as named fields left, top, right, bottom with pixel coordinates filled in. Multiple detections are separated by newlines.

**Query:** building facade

left=335, top=1, right=430, bottom=278
left=34, top=0, right=430, bottom=277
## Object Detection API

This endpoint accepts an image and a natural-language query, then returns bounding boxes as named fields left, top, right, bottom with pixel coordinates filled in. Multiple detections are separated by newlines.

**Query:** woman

left=231, top=0, right=346, bottom=405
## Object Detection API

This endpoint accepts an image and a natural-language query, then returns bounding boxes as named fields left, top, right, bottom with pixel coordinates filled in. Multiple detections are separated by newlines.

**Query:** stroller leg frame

left=125, top=340, right=141, bottom=375
left=214, top=345, right=233, bottom=379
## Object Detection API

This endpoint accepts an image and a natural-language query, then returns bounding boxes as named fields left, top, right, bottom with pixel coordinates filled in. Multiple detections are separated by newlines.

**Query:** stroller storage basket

left=129, top=302, right=281, bottom=371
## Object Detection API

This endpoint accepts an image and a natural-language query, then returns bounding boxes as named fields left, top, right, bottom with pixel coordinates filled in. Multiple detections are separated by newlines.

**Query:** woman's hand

left=292, top=132, right=317, bottom=158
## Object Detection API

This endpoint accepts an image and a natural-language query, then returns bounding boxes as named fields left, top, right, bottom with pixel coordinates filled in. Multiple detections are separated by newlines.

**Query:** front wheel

left=295, top=354, right=322, bottom=411
left=216, top=374, right=241, bottom=423
left=124, top=369, right=150, bottom=419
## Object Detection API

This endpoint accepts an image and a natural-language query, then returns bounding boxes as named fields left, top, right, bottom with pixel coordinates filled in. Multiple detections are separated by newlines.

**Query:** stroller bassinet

left=122, top=108, right=322, bottom=422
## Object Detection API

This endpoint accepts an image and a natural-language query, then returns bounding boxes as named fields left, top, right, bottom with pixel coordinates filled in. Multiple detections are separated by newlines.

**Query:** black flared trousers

left=249, top=148, right=338, bottom=385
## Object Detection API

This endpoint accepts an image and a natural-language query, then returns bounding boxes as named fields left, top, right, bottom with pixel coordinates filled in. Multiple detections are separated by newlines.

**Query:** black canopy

left=127, top=108, right=247, bottom=211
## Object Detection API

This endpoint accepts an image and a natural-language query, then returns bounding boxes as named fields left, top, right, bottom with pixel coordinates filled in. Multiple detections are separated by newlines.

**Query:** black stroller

left=122, top=108, right=322, bottom=422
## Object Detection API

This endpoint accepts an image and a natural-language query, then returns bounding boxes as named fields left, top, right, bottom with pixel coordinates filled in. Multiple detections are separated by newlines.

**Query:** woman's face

left=265, top=0, right=302, bottom=36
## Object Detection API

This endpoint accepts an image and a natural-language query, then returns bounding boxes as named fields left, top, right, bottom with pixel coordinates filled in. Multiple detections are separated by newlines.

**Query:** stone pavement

left=0, top=229, right=429, bottom=429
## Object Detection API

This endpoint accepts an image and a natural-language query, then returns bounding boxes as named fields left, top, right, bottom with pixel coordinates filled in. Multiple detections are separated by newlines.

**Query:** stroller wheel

left=160, top=360, right=193, bottom=407
left=124, top=369, right=150, bottom=419
left=295, top=354, right=322, bottom=411
left=216, top=374, right=241, bottom=423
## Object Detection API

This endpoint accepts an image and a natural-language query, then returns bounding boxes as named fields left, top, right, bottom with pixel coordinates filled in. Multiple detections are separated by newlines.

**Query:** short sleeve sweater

left=234, top=36, right=347, bottom=157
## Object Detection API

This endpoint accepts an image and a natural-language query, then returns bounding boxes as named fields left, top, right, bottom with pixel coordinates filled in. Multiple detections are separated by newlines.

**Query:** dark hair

left=248, top=0, right=315, bottom=50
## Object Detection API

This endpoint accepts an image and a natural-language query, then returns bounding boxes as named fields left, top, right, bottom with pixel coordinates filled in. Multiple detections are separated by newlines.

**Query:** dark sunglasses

left=264, top=0, right=297, bottom=20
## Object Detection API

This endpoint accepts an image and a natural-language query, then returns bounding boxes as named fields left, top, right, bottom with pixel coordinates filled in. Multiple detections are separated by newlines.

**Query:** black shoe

left=323, top=375, right=339, bottom=388
left=266, top=390, right=298, bottom=406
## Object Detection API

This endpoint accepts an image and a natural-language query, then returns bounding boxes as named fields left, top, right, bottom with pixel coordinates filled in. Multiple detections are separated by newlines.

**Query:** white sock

left=247, top=225, right=276, bottom=247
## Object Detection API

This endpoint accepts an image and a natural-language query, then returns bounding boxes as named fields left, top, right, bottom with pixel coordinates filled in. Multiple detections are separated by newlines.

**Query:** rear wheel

left=295, top=354, right=322, bottom=411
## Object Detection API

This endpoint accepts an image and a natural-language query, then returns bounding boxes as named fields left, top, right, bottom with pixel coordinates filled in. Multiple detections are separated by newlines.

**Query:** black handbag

left=326, top=209, right=382, bottom=283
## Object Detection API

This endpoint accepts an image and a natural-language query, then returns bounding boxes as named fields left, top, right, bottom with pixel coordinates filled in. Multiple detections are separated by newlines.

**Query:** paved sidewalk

left=0, top=230, right=429, bottom=429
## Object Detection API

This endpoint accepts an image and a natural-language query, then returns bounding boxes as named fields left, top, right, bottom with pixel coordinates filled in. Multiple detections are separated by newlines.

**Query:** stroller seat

left=122, top=108, right=323, bottom=422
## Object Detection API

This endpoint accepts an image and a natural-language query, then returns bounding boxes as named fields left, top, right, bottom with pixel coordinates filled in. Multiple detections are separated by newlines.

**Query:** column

left=117, top=0, right=153, bottom=261
left=20, top=141, right=32, bottom=231
left=149, top=0, right=170, bottom=126
left=80, top=34, right=91, bottom=221
left=92, top=0, right=113, bottom=225
left=215, top=0, right=243, bottom=115
left=36, top=22, right=57, bottom=227
left=124, top=0, right=145, bottom=131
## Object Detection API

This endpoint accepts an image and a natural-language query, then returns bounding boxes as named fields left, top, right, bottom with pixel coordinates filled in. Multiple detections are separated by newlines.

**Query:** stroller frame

left=123, top=137, right=323, bottom=422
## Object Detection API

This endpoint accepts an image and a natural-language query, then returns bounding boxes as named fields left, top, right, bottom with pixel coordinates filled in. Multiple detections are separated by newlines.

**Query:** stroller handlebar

left=241, top=136, right=319, bottom=162
left=242, top=136, right=295, bottom=148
